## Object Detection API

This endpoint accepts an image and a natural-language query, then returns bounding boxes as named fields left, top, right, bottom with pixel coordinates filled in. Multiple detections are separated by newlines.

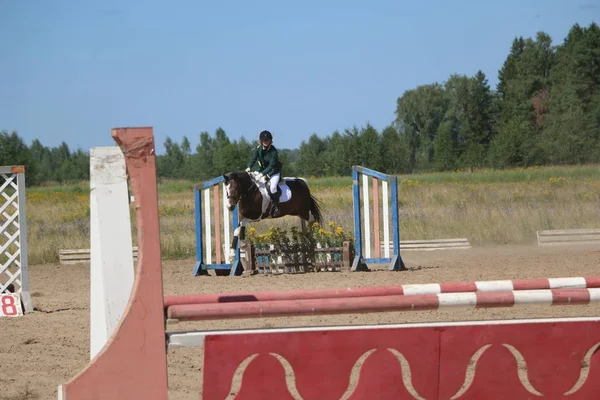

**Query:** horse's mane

left=228, top=170, right=251, bottom=184
left=226, top=171, right=259, bottom=195
left=226, top=170, right=243, bottom=179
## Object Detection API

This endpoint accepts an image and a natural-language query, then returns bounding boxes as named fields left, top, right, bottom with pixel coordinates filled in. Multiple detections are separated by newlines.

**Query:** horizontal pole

left=0, top=166, right=25, bottom=174
left=391, top=239, right=470, bottom=244
left=163, top=276, right=600, bottom=308
left=196, top=175, right=225, bottom=190
left=364, top=258, right=393, bottom=264
left=538, top=236, right=600, bottom=242
left=166, top=288, right=600, bottom=321
left=202, top=263, right=234, bottom=270
left=401, top=247, right=472, bottom=252
left=538, top=229, right=600, bottom=235
left=166, top=316, right=600, bottom=348
left=60, top=247, right=139, bottom=254
left=60, top=253, right=139, bottom=258
left=539, top=241, right=600, bottom=246
left=352, top=165, right=394, bottom=182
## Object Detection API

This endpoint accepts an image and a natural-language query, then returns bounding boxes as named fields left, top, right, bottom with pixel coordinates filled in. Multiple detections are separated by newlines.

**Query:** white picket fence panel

left=0, top=165, right=32, bottom=313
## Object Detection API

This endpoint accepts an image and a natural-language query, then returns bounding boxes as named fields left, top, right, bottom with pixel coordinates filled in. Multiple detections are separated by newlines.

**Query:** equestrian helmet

left=259, top=130, right=273, bottom=141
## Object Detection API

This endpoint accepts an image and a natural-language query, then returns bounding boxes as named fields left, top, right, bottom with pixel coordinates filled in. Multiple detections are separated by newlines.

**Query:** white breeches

left=269, top=173, right=280, bottom=193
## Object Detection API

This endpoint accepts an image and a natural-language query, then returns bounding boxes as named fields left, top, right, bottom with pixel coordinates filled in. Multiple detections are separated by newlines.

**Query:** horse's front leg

left=230, top=218, right=250, bottom=259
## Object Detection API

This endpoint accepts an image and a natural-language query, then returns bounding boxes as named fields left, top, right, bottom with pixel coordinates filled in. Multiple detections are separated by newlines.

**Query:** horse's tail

left=309, top=194, right=323, bottom=225
left=294, top=177, right=323, bottom=225
left=298, top=179, right=323, bottom=225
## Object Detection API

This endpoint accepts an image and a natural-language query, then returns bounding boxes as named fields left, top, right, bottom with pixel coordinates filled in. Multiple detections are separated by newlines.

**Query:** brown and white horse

left=222, top=170, right=323, bottom=253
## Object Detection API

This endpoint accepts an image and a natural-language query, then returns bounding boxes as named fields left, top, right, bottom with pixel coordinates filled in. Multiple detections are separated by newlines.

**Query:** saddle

left=248, top=171, right=295, bottom=215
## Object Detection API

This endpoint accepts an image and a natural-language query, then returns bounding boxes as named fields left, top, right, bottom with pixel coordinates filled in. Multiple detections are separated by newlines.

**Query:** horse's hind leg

left=298, top=206, right=312, bottom=233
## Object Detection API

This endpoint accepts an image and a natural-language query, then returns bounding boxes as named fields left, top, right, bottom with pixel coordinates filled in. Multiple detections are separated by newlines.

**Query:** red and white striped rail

left=166, top=288, right=600, bottom=321
left=163, top=276, right=600, bottom=307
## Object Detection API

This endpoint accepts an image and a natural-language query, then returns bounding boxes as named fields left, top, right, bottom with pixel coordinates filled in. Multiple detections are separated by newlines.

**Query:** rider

left=246, top=130, right=283, bottom=217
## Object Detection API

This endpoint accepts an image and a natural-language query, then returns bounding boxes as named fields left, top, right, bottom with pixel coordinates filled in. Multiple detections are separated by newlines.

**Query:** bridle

left=225, top=179, right=255, bottom=204
left=225, top=183, right=242, bottom=203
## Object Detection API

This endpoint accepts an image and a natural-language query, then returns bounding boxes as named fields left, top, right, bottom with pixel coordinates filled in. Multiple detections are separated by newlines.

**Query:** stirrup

left=271, top=204, right=281, bottom=217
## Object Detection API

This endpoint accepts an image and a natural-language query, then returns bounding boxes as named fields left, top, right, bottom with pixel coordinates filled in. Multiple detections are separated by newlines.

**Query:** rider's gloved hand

left=245, top=168, right=251, bottom=172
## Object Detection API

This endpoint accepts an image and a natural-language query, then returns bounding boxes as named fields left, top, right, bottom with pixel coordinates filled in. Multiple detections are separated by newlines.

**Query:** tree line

left=1, top=22, right=598, bottom=184
left=0, top=132, right=89, bottom=186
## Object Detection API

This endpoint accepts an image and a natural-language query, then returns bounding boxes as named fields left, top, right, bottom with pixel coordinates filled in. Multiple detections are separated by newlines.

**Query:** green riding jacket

left=247, top=144, right=282, bottom=177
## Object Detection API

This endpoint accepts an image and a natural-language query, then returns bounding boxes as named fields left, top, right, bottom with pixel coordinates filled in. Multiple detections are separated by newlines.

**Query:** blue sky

left=1, top=0, right=598, bottom=154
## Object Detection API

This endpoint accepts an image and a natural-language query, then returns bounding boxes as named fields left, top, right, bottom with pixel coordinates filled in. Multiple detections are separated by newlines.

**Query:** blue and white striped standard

left=351, top=166, right=405, bottom=271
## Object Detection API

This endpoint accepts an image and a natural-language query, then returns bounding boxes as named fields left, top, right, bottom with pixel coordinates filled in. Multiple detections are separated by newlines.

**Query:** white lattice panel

left=0, top=166, right=32, bottom=313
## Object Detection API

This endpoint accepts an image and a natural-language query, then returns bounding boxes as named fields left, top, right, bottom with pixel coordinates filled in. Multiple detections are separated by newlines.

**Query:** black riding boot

left=269, top=189, right=281, bottom=217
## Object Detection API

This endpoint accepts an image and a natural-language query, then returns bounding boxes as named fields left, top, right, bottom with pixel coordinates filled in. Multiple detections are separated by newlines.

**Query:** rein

left=227, top=178, right=258, bottom=203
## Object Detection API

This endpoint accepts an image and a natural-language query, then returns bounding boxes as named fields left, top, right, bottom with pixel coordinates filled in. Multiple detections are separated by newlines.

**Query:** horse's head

left=223, top=171, right=252, bottom=212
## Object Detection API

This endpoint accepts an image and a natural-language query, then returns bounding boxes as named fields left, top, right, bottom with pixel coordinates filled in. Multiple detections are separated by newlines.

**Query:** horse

left=222, top=170, right=323, bottom=255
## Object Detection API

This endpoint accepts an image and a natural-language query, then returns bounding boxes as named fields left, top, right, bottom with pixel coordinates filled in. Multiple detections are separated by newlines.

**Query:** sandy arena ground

left=1, top=244, right=599, bottom=399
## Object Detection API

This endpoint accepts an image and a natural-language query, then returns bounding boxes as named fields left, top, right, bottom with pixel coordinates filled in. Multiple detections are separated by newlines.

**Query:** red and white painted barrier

left=163, top=275, right=600, bottom=307
left=59, top=127, right=600, bottom=400
left=59, top=127, right=169, bottom=400
left=199, top=317, right=600, bottom=399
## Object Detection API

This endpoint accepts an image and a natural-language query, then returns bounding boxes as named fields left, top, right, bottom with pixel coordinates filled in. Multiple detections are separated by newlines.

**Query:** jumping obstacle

left=166, top=288, right=600, bottom=321
left=537, top=228, right=600, bottom=247
left=163, top=275, right=600, bottom=306
left=60, top=127, right=600, bottom=399
left=191, top=165, right=407, bottom=276
left=192, top=175, right=242, bottom=276
left=388, top=237, right=472, bottom=251
left=0, top=165, right=33, bottom=314
left=352, top=166, right=405, bottom=271
left=58, top=247, right=139, bottom=265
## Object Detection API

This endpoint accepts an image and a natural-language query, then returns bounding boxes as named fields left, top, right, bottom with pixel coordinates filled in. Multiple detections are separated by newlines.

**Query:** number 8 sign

left=1, top=294, right=23, bottom=317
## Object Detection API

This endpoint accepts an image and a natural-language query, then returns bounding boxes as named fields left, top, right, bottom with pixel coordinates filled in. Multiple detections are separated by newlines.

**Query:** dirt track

left=1, top=244, right=599, bottom=399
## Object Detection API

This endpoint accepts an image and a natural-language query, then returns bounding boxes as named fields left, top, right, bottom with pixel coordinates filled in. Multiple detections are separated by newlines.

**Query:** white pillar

left=89, top=147, right=135, bottom=359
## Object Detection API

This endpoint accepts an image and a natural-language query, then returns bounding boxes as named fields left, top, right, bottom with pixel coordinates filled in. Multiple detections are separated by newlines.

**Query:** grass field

left=12, top=164, right=600, bottom=265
